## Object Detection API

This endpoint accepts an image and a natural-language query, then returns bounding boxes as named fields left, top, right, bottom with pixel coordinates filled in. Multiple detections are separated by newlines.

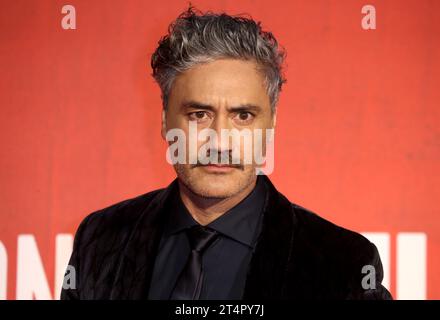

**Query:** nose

left=210, top=113, right=233, bottom=154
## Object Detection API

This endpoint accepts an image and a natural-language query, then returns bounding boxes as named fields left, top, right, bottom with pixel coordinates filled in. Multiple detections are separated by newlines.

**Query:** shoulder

left=73, top=187, right=164, bottom=245
left=287, top=202, right=391, bottom=299
left=61, top=187, right=166, bottom=299
left=291, top=202, right=374, bottom=255
left=290, top=202, right=379, bottom=270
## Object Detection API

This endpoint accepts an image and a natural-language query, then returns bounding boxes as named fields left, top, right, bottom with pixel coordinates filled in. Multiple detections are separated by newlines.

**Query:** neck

left=178, top=177, right=257, bottom=226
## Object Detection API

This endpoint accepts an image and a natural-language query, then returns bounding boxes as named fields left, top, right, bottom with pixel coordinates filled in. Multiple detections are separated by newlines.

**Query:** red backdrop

left=0, top=0, right=438, bottom=299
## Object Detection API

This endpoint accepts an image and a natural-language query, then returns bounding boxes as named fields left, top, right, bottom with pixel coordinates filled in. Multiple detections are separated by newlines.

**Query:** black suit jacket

left=61, top=175, right=392, bottom=300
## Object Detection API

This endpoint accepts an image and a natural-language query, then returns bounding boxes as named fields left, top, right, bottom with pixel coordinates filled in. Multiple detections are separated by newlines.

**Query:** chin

left=190, top=174, right=241, bottom=199
left=176, top=165, right=255, bottom=199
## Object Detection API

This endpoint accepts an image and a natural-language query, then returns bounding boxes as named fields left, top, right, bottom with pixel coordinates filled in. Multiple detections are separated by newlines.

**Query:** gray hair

left=150, top=5, right=287, bottom=112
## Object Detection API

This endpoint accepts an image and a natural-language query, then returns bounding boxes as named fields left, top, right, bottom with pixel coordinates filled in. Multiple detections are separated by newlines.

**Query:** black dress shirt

left=147, top=175, right=267, bottom=300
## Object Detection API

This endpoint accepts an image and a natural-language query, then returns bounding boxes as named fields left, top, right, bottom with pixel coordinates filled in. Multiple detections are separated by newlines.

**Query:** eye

left=234, top=111, right=254, bottom=124
left=188, top=111, right=210, bottom=122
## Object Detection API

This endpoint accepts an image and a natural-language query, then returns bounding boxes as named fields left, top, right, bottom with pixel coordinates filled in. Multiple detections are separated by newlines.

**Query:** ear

left=161, top=109, right=167, bottom=140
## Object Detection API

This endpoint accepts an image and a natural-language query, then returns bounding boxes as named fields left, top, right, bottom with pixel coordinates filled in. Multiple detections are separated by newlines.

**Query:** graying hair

left=150, top=5, right=287, bottom=112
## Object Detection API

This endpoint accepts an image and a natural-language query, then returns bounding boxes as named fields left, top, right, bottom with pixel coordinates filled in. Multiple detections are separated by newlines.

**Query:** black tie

left=170, top=225, right=219, bottom=300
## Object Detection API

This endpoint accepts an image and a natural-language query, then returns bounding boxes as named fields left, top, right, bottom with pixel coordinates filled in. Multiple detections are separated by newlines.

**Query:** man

left=61, top=6, right=392, bottom=300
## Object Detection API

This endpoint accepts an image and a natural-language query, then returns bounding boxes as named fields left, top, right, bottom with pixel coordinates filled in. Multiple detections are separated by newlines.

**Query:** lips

left=206, top=164, right=234, bottom=167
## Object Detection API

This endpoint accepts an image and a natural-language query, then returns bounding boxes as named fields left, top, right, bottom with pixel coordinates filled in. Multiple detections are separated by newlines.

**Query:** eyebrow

left=181, top=100, right=262, bottom=113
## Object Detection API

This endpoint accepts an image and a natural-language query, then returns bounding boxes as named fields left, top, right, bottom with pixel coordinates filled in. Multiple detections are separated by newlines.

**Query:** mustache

left=190, top=149, right=244, bottom=170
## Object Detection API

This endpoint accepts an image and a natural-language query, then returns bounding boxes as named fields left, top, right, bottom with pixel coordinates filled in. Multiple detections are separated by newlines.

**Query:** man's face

left=162, top=58, right=276, bottom=198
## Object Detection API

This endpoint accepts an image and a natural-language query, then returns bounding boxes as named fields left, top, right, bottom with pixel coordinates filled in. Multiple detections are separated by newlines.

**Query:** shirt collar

left=163, top=175, right=267, bottom=249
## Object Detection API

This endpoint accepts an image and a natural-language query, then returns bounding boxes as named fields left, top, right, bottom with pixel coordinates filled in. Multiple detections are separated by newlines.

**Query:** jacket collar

left=109, top=175, right=297, bottom=299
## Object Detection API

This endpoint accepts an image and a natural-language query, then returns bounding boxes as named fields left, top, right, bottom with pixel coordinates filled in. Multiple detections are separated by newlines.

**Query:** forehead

left=168, top=59, right=270, bottom=109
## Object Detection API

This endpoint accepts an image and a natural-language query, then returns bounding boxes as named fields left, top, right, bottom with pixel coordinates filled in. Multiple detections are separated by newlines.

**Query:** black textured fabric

left=169, top=225, right=219, bottom=299
left=60, top=175, right=393, bottom=300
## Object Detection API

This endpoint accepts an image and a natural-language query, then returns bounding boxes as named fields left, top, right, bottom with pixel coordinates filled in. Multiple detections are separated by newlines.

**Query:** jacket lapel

left=242, top=175, right=297, bottom=299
